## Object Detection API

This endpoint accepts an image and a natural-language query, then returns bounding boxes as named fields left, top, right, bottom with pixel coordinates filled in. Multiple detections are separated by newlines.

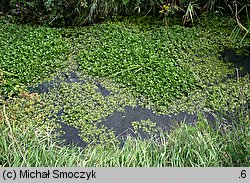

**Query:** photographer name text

left=2, top=169, right=96, bottom=180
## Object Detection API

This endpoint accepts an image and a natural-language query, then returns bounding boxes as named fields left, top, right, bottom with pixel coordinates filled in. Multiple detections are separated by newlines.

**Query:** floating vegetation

left=0, top=14, right=249, bottom=166
left=0, top=21, right=70, bottom=99
left=29, top=70, right=248, bottom=148
left=30, top=71, right=138, bottom=147
left=75, top=17, right=242, bottom=107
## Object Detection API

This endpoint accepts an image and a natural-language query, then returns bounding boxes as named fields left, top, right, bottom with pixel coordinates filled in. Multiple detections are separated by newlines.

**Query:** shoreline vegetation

left=0, top=0, right=250, bottom=167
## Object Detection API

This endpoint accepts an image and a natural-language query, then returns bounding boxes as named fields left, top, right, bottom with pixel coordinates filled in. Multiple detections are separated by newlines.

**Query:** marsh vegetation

left=0, top=0, right=249, bottom=167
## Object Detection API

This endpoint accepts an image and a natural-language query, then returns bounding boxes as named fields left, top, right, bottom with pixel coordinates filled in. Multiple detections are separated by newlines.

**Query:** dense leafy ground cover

left=0, top=18, right=70, bottom=99
left=0, top=14, right=249, bottom=166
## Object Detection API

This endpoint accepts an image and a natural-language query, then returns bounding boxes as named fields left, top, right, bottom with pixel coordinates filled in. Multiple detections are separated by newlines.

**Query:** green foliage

left=0, top=99, right=87, bottom=167
left=132, top=119, right=160, bottom=135
left=77, top=22, right=202, bottom=105
left=0, top=13, right=249, bottom=167
left=37, top=78, right=137, bottom=146
left=4, top=0, right=160, bottom=26
left=0, top=20, right=69, bottom=99
left=2, top=0, right=249, bottom=28
left=166, top=117, right=249, bottom=167
left=75, top=15, right=242, bottom=106
left=1, top=97, right=248, bottom=166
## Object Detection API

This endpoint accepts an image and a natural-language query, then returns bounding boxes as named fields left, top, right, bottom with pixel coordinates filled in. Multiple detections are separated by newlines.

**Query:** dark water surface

left=55, top=104, right=219, bottom=148
left=223, top=49, right=250, bottom=78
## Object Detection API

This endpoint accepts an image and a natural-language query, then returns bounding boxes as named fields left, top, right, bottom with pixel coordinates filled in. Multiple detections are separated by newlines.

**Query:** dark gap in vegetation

left=59, top=121, right=87, bottom=147
left=30, top=71, right=112, bottom=96
left=29, top=71, right=86, bottom=94
left=95, top=82, right=111, bottom=97
left=222, top=48, right=250, bottom=78
left=100, top=106, right=198, bottom=139
left=56, top=109, right=88, bottom=148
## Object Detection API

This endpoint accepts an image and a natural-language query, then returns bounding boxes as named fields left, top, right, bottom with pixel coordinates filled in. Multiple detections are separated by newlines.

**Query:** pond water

left=28, top=49, right=250, bottom=148
left=222, top=49, right=250, bottom=78
left=57, top=106, right=220, bottom=148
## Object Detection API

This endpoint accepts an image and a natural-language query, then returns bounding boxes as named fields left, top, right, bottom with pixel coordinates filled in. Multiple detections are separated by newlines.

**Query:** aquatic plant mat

left=28, top=69, right=246, bottom=148
left=0, top=15, right=249, bottom=166
left=29, top=71, right=203, bottom=147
